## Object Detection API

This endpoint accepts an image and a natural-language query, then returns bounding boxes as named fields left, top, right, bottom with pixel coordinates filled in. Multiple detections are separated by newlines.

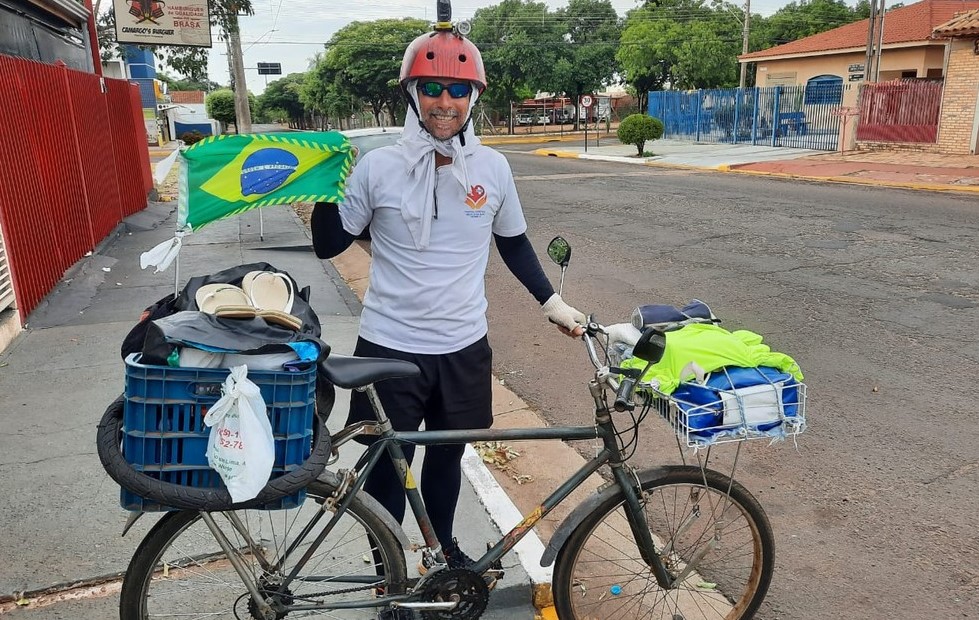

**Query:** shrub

left=179, top=130, right=206, bottom=145
left=616, top=113, right=664, bottom=157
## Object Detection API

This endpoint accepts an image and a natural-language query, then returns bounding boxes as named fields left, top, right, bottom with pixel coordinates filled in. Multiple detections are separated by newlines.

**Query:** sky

left=204, top=0, right=792, bottom=95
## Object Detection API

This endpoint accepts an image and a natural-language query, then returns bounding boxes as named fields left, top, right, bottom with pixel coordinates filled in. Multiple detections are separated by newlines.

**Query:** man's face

left=415, top=80, right=472, bottom=141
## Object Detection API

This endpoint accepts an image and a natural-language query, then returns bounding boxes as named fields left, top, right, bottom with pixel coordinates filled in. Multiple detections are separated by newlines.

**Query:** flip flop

left=195, top=284, right=257, bottom=319
left=242, top=271, right=301, bottom=330
left=242, top=271, right=295, bottom=314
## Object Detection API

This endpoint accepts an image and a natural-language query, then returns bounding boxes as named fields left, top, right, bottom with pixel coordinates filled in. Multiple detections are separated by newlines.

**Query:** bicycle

left=98, top=237, right=779, bottom=620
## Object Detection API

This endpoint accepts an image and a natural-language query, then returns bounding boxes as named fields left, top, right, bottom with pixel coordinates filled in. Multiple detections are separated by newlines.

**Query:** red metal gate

left=856, top=81, right=944, bottom=143
left=0, top=54, right=151, bottom=321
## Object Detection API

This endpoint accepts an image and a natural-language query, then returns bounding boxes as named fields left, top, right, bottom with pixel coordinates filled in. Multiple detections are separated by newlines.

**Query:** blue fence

left=648, top=84, right=850, bottom=151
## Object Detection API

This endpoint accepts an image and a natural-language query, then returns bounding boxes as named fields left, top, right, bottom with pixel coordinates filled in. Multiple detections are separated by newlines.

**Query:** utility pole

left=739, top=0, right=751, bottom=89
left=864, top=0, right=880, bottom=83
left=226, top=7, right=252, bottom=134
left=873, top=0, right=886, bottom=81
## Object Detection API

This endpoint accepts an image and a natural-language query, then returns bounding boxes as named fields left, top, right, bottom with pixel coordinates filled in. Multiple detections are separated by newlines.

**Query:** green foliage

left=318, top=18, right=429, bottom=126
left=206, top=89, right=236, bottom=125
left=469, top=1, right=566, bottom=125
left=616, top=113, right=664, bottom=156
left=158, top=72, right=220, bottom=93
left=259, top=73, right=309, bottom=128
left=547, top=0, right=621, bottom=127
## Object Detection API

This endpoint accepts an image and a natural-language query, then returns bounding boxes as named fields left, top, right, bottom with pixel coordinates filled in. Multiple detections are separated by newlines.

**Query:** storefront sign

left=113, top=0, right=212, bottom=47
left=848, top=63, right=865, bottom=73
left=848, top=73, right=865, bottom=81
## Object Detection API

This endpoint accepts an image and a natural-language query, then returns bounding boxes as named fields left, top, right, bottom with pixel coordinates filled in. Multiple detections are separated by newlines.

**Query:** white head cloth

left=397, top=80, right=481, bottom=249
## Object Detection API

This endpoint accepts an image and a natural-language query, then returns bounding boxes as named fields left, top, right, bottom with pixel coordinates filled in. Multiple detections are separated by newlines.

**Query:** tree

left=259, top=73, right=308, bottom=128
left=549, top=0, right=621, bottom=129
left=618, top=0, right=742, bottom=93
left=320, top=18, right=429, bottom=127
left=158, top=72, right=221, bottom=93
left=301, top=58, right=360, bottom=130
left=469, top=0, right=564, bottom=130
left=206, top=89, right=255, bottom=133
left=617, top=113, right=664, bottom=156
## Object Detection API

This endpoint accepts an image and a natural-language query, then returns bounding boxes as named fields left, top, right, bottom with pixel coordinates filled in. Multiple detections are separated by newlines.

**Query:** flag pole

left=260, top=208, right=265, bottom=241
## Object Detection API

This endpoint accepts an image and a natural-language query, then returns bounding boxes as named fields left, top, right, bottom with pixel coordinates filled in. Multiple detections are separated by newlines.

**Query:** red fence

left=856, top=81, right=944, bottom=143
left=0, top=54, right=151, bottom=321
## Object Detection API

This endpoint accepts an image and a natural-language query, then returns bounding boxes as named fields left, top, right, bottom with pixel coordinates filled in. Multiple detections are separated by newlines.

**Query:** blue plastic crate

left=121, top=354, right=316, bottom=511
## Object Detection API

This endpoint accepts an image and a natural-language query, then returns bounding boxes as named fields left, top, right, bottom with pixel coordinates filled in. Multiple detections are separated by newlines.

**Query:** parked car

left=516, top=113, right=534, bottom=126
left=537, top=115, right=551, bottom=125
left=341, top=126, right=403, bottom=164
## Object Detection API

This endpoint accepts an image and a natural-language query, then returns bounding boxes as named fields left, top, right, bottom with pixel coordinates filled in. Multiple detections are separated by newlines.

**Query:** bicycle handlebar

left=578, top=315, right=641, bottom=413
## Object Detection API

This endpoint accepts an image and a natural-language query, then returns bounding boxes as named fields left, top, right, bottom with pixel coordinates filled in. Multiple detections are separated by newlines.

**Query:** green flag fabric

left=178, top=132, right=354, bottom=231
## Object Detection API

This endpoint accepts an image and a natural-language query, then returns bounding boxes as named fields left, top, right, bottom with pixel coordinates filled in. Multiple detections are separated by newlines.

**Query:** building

left=932, top=8, right=979, bottom=153
left=739, top=0, right=979, bottom=106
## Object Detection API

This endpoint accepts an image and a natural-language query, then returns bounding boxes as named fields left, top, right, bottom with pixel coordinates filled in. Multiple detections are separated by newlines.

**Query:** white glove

left=605, top=323, right=642, bottom=348
left=542, top=293, right=586, bottom=331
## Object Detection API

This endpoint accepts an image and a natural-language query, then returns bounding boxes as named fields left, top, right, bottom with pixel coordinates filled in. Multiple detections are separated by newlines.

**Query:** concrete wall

left=936, top=37, right=979, bottom=154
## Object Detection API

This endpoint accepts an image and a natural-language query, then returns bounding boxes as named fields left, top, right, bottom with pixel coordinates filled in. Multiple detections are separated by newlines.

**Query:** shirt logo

left=465, top=184, right=487, bottom=210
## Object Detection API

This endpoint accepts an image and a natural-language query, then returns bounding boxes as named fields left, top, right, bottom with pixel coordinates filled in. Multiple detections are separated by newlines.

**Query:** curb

left=719, top=164, right=979, bottom=194
left=530, top=149, right=979, bottom=194
left=481, top=133, right=599, bottom=146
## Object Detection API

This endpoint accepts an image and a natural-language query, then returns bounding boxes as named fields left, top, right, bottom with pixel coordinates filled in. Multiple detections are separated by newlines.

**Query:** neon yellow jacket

left=621, top=323, right=803, bottom=395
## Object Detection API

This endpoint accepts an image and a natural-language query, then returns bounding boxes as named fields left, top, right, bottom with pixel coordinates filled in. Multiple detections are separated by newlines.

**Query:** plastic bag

left=203, top=366, right=275, bottom=503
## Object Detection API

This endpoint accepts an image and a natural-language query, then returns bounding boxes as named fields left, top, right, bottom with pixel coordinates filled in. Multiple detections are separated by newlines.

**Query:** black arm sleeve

left=494, top=233, right=555, bottom=305
left=311, top=202, right=356, bottom=259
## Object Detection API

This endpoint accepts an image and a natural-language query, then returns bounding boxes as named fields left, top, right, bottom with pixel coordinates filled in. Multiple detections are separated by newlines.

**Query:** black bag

left=120, top=263, right=323, bottom=360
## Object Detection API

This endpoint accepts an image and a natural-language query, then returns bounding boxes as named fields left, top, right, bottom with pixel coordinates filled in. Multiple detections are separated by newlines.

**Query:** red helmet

left=400, top=31, right=486, bottom=92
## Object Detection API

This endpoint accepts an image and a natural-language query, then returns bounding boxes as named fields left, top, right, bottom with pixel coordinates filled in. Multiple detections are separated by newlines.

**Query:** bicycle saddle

left=318, top=354, right=420, bottom=389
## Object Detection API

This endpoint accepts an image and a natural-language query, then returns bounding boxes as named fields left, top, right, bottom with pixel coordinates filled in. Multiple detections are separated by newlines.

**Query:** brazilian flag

left=177, top=132, right=354, bottom=231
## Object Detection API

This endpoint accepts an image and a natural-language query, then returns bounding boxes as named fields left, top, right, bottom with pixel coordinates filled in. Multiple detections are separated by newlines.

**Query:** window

left=805, top=75, right=843, bottom=105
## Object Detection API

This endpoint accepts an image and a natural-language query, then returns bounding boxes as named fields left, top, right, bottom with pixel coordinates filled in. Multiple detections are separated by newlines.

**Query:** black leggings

left=346, top=336, right=493, bottom=549
left=365, top=443, right=465, bottom=547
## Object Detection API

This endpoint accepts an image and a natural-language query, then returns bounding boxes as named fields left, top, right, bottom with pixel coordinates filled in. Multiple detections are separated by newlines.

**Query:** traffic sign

left=257, top=62, right=282, bottom=75
left=581, top=95, right=593, bottom=107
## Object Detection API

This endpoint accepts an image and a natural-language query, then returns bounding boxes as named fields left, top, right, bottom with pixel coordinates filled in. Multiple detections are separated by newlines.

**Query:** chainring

left=419, top=567, right=490, bottom=620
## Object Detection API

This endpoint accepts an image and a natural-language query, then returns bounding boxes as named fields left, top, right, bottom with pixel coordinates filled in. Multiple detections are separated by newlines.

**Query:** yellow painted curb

left=532, top=149, right=582, bottom=158
left=535, top=605, right=558, bottom=620
left=723, top=166, right=979, bottom=194
left=482, top=134, right=585, bottom=145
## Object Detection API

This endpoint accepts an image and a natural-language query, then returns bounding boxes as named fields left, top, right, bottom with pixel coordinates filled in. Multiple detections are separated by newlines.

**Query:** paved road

left=484, top=151, right=979, bottom=620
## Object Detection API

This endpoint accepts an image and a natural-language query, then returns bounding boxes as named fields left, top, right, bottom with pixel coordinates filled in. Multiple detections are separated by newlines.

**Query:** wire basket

left=642, top=367, right=807, bottom=449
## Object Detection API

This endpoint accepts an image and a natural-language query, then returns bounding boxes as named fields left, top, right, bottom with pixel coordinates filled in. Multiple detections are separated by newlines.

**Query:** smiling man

left=310, top=21, right=585, bottom=593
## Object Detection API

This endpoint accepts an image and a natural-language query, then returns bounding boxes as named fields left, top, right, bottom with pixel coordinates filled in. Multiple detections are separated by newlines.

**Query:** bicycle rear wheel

left=119, top=479, right=407, bottom=619
left=553, top=466, right=774, bottom=620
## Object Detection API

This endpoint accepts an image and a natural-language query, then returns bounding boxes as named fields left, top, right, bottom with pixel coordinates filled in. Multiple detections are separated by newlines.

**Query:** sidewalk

left=0, top=203, right=536, bottom=618
left=532, top=138, right=979, bottom=193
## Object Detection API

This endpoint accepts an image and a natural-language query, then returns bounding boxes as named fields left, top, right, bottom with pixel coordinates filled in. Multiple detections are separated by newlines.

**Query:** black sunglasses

left=417, top=81, right=472, bottom=99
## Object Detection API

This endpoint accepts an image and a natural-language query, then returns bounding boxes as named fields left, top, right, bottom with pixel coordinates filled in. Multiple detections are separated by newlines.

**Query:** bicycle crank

left=417, top=567, right=490, bottom=620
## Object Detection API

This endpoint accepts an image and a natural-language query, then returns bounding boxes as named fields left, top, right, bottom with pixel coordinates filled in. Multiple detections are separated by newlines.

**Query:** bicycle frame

left=207, top=373, right=669, bottom=617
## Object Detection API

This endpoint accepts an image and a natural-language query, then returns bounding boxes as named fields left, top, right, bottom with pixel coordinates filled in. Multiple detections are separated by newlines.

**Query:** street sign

left=257, top=62, right=282, bottom=75
left=581, top=95, right=593, bottom=107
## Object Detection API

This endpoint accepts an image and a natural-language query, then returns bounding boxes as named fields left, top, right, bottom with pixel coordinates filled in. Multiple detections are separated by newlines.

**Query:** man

left=311, top=24, right=585, bottom=579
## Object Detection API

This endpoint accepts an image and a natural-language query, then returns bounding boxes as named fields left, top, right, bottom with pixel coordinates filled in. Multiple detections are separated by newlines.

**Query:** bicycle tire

left=552, top=466, right=774, bottom=620
left=96, top=395, right=331, bottom=511
left=119, top=478, right=408, bottom=619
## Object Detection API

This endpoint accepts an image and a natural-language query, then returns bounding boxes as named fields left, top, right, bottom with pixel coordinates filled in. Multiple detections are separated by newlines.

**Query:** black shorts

left=345, top=335, right=494, bottom=435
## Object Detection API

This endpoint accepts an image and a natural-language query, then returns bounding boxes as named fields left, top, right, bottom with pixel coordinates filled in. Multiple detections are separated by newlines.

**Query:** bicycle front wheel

left=120, top=479, right=407, bottom=619
left=553, top=466, right=774, bottom=620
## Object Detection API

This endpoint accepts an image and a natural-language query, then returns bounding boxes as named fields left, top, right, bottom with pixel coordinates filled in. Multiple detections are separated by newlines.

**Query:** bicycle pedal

left=377, top=608, right=414, bottom=620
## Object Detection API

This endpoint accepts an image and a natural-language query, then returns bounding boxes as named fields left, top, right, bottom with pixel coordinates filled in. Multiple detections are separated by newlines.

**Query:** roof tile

left=933, top=6, right=979, bottom=35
